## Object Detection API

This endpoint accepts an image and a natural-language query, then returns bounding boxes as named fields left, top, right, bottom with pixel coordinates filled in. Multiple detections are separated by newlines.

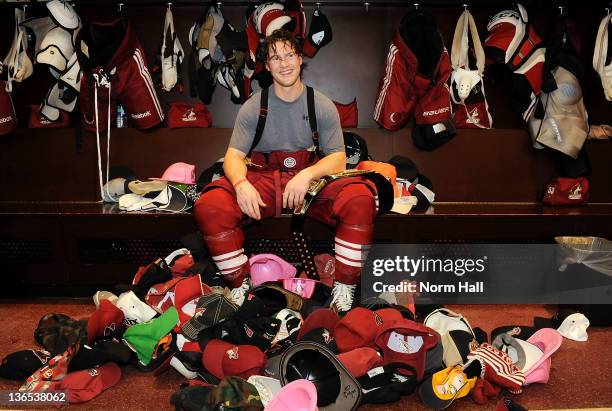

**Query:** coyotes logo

left=322, top=329, right=333, bottom=344
left=466, top=107, right=481, bottom=124
left=226, top=347, right=239, bottom=360
left=182, top=108, right=197, bottom=122
left=104, top=322, right=116, bottom=337
left=568, top=183, right=583, bottom=200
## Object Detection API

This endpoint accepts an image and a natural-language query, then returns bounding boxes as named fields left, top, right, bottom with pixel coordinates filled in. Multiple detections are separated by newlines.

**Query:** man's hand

left=283, top=169, right=314, bottom=210
left=236, top=181, right=267, bottom=220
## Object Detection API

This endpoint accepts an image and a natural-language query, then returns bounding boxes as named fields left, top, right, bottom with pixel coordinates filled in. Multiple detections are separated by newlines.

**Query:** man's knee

left=333, top=184, right=377, bottom=224
left=194, top=188, right=240, bottom=232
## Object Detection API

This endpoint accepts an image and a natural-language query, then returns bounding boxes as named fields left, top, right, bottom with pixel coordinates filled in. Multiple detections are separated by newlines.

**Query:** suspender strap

left=248, top=86, right=269, bottom=156
left=249, top=85, right=319, bottom=156
left=306, top=86, right=320, bottom=150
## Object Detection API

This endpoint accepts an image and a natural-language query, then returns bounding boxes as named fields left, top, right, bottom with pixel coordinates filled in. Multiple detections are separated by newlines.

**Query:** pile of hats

left=102, top=162, right=199, bottom=212
left=415, top=308, right=574, bottom=408
left=0, top=313, right=130, bottom=405
left=0, top=239, right=588, bottom=409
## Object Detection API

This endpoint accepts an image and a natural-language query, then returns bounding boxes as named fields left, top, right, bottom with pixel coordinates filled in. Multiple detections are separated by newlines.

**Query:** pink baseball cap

left=249, top=254, right=297, bottom=286
left=151, top=162, right=196, bottom=184
left=265, top=379, right=318, bottom=411
left=524, top=328, right=563, bottom=385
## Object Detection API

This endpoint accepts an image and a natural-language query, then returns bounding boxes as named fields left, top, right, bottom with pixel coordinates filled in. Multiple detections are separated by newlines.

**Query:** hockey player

left=194, top=29, right=380, bottom=312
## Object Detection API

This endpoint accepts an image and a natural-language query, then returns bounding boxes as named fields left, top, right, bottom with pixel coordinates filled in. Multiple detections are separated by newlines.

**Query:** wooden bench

left=1, top=127, right=611, bottom=296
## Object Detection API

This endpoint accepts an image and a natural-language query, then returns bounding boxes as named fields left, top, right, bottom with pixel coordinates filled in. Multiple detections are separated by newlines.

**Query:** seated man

left=194, top=29, right=379, bottom=312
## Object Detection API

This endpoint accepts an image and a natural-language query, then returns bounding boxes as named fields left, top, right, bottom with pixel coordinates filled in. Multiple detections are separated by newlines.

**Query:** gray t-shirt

left=229, top=87, right=345, bottom=155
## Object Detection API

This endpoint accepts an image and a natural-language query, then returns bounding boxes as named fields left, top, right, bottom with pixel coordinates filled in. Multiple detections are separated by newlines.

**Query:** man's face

left=265, top=41, right=302, bottom=88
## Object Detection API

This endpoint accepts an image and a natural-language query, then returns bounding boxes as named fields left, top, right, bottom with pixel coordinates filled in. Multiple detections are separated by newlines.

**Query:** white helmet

left=36, top=26, right=74, bottom=72
left=253, top=2, right=291, bottom=36
left=46, top=0, right=80, bottom=31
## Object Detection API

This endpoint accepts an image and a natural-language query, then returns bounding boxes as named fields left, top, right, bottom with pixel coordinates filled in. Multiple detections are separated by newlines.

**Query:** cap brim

left=181, top=314, right=207, bottom=341
left=98, top=362, right=122, bottom=390
left=247, top=375, right=282, bottom=406
left=418, top=374, right=454, bottom=410
left=525, top=328, right=562, bottom=373
left=161, top=185, right=189, bottom=212
left=391, top=196, right=415, bottom=214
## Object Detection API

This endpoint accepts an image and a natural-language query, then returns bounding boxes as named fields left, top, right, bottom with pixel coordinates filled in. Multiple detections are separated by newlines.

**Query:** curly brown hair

left=263, top=29, right=303, bottom=61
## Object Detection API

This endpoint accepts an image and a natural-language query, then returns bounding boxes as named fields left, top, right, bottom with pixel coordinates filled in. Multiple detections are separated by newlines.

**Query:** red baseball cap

left=55, top=362, right=121, bottom=404
left=374, top=319, right=439, bottom=381
left=172, top=274, right=206, bottom=327
left=334, top=307, right=404, bottom=353
left=202, top=339, right=266, bottom=380
left=171, top=254, right=195, bottom=275
left=87, top=300, right=124, bottom=344
left=296, top=308, right=339, bottom=342
left=337, top=347, right=383, bottom=378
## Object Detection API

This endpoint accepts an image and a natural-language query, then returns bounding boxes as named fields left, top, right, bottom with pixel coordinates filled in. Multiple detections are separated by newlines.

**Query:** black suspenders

left=247, top=86, right=319, bottom=156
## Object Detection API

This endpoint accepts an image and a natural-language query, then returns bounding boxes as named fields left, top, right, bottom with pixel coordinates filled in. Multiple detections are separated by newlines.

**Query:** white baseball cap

left=116, top=291, right=157, bottom=325
left=557, top=312, right=589, bottom=342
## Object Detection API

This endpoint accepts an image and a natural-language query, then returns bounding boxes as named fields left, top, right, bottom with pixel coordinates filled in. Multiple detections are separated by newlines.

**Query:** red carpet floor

left=0, top=300, right=610, bottom=410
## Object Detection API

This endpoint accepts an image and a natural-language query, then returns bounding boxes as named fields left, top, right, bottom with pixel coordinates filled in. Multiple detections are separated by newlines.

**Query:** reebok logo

left=130, top=111, right=151, bottom=119
left=421, top=107, right=450, bottom=116
left=0, top=115, right=14, bottom=124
